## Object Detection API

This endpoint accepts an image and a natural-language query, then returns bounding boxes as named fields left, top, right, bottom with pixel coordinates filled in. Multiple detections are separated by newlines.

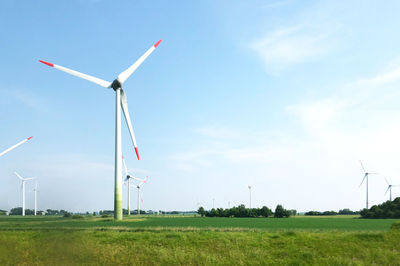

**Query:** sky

left=1, top=0, right=400, bottom=213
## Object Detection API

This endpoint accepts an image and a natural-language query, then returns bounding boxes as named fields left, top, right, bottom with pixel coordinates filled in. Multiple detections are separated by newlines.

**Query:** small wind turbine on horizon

left=14, top=172, right=35, bottom=216
left=384, top=178, right=399, bottom=201
left=248, top=186, right=252, bottom=209
left=0, top=137, right=33, bottom=158
left=135, top=176, right=148, bottom=215
left=359, top=161, right=377, bottom=209
left=123, top=155, right=139, bottom=216
left=40, top=40, right=162, bottom=220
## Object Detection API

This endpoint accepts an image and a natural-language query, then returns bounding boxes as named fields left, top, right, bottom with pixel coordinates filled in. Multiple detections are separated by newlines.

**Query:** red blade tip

left=39, top=60, right=54, bottom=67
left=135, top=147, right=140, bottom=160
left=154, top=40, right=162, bottom=48
left=27, top=136, right=33, bottom=140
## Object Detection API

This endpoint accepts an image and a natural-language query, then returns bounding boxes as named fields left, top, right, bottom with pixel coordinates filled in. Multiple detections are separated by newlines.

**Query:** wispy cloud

left=250, top=25, right=336, bottom=73
left=0, top=89, right=45, bottom=110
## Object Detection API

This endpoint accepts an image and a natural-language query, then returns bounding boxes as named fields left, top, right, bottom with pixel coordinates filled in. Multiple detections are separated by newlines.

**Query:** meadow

left=0, top=215, right=399, bottom=265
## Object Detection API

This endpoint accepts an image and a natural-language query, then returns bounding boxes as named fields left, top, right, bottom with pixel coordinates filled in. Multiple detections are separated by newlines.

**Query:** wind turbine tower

left=34, top=181, right=38, bottom=216
left=40, top=40, right=162, bottom=220
left=248, top=186, right=252, bottom=209
left=359, top=161, right=377, bottom=209
left=14, top=172, right=35, bottom=216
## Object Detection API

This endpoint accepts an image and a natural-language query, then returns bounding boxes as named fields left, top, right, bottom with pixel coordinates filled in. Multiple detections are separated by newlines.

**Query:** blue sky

left=2, top=0, right=400, bottom=212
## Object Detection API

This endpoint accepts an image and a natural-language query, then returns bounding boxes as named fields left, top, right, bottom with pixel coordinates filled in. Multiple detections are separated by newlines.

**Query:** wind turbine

left=248, top=186, right=252, bottom=209
left=0, top=137, right=33, bottom=157
left=33, top=181, right=38, bottom=216
left=359, top=161, right=377, bottom=209
left=39, top=40, right=162, bottom=220
left=135, top=176, right=148, bottom=215
left=122, top=155, right=137, bottom=216
left=14, top=172, right=35, bottom=216
left=384, top=178, right=399, bottom=201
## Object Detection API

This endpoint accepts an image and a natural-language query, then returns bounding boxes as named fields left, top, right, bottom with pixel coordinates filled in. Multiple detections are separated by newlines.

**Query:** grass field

left=0, top=215, right=399, bottom=265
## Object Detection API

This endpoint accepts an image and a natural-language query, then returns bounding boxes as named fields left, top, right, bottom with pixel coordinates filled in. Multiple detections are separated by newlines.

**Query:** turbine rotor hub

left=111, top=79, right=122, bottom=91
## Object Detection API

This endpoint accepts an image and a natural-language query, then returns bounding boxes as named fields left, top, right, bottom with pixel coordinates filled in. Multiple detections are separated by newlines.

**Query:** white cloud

left=250, top=25, right=335, bottom=73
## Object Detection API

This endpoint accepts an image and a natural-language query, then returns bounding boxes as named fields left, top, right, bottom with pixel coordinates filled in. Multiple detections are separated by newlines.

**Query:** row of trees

left=360, top=197, right=400, bottom=218
left=197, top=204, right=294, bottom=218
left=305, top=208, right=359, bottom=216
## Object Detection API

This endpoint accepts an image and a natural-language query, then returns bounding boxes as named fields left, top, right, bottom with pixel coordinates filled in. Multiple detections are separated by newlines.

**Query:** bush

left=101, top=214, right=111, bottom=218
left=72, top=214, right=84, bottom=219
left=63, top=212, right=72, bottom=218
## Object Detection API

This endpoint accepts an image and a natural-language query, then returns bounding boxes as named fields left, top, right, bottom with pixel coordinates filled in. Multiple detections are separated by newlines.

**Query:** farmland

left=0, top=215, right=399, bottom=265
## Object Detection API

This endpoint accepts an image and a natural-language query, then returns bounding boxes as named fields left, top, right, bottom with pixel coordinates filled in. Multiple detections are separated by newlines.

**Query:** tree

left=10, top=207, right=22, bottom=215
left=197, top=207, right=205, bottom=217
left=274, top=205, right=290, bottom=218
left=260, top=206, right=272, bottom=217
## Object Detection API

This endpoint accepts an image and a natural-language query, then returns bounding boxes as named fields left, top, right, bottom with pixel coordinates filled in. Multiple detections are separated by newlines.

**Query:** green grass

left=0, top=216, right=399, bottom=265
left=0, top=215, right=397, bottom=231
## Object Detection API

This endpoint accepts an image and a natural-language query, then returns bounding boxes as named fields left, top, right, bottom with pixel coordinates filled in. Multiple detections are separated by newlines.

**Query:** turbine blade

left=131, top=175, right=145, bottom=182
left=39, top=60, right=111, bottom=88
left=120, top=89, right=139, bottom=160
left=122, top=155, right=130, bottom=176
left=359, top=160, right=366, bottom=173
left=14, top=171, right=24, bottom=180
left=117, top=40, right=162, bottom=84
left=359, top=175, right=367, bottom=187
left=384, top=177, right=390, bottom=185
left=0, top=136, right=33, bottom=157
left=385, top=186, right=390, bottom=195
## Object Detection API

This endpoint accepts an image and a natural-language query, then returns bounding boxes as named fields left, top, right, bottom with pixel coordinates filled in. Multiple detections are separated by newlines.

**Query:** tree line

left=305, top=208, right=359, bottom=216
left=197, top=204, right=295, bottom=218
left=360, top=197, right=400, bottom=218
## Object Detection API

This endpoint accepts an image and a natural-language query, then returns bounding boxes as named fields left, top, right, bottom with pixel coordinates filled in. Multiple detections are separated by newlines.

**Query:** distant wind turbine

left=0, top=137, right=33, bottom=157
left=40, top=40, right=162, bottom=220
left=135, top=176, right=148, bottom=215
left=122, top=155, right=138, bottom=216
left=33, top=181, right=38, bottom=216
left=359, top=161, right=377, bottom=209
left=248, top=186, right=252, bottom=209
left=384, top=178, right=399, bottom=201
left=14, top=172, right=35, bottom=216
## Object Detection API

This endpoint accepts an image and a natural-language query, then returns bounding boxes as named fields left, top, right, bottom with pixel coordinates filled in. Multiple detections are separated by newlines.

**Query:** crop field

left=0, top=215, right=399, bottom=265
left=0, top=215, right=397, bottom=231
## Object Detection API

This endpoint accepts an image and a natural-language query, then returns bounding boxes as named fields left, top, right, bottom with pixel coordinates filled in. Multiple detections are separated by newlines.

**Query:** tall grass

left=0, top=226, right=399, bottom=265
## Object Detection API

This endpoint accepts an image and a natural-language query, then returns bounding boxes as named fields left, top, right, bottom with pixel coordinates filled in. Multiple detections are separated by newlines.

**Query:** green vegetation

left=198, top=204, right=288, bottom=218
left=305, top=208, right=359, bottom=216
left=361, top=197, right=400, bottom=218
left=0, top=216, right=399, bottom=264
left=0, top=215, right=397, bottom=231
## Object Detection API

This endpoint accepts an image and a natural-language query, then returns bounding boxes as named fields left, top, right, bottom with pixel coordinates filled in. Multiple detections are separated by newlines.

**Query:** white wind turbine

left=33, top=181, right=38, bottom=216
left=0, top=137, right=33, bottom=157
left=123, top=155, right=139, bottom=216
left=135, top=176, right=148, bottom=215
left=40, top=40, right=162, bottom=220
left=14, top=172, right=35, bottom=216
left=359, top=161, right=377, bottom=209
left=384, top=178, right=399, bottom=201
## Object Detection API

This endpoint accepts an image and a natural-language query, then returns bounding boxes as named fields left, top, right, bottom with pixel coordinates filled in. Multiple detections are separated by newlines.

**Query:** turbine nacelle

left=111, top=79, right=123, bottom=91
